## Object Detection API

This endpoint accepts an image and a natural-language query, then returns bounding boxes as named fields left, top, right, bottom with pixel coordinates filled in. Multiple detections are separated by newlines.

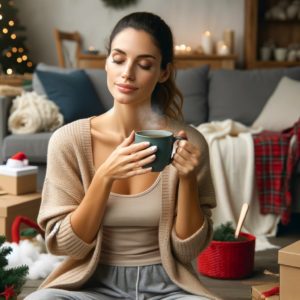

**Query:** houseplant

left=197, top=222, right=256, bottom=279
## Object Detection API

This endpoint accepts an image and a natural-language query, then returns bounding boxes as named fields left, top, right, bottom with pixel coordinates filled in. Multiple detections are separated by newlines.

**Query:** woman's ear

left=159, top=63, right=172, bottom=83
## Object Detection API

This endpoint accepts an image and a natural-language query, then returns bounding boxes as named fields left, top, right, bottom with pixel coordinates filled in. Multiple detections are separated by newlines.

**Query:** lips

left=115, top=83, right=138, bottom=93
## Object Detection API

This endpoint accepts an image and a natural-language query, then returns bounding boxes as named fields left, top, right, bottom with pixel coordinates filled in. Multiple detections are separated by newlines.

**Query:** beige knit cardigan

left=37, top=118, right=220, bottom=300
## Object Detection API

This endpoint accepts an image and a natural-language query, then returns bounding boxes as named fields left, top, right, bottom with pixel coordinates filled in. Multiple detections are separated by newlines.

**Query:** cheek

left=141, top=72, right=160, bottom=92
left=106, top=64, right=118, bottom=92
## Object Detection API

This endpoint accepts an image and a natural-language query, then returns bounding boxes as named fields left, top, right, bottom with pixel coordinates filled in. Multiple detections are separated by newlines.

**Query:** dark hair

left=107, top=12, right=183, bottom=120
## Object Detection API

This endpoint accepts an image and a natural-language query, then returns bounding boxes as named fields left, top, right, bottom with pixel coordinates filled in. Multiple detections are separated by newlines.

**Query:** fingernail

left=151, top=145, right=157, bottom=151
left=144, top=142, right=150, bottom=146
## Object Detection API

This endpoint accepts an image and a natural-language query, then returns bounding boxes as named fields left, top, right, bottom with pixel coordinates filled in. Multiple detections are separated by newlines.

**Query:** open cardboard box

left=0, top=191, right=41, bottom=241
left=278, top=240, right=300, bottom=300
left=0, top=165, right=38, bottom=195
left=252, top=282, right=279, bottom=300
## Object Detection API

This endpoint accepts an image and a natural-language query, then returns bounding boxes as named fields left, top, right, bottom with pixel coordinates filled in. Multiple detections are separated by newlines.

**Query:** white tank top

left=99, top=174, right=162, bottom=266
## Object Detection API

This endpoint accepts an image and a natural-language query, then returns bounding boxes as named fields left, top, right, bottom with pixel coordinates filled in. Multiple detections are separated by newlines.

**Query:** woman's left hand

left=172, top=130, right=200, bottom=179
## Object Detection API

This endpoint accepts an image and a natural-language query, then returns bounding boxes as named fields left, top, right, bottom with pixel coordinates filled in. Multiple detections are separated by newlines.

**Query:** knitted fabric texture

left=37, top=118, right=219, bottom=299
left=8, top=91, right=63, bottom=134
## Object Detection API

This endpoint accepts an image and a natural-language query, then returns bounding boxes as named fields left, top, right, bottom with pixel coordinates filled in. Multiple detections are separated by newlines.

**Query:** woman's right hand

left=96, top=131, right=157, bottom=182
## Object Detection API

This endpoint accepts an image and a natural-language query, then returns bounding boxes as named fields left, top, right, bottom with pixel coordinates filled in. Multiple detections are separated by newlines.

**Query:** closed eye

left=139, top=64, right=152, bottom=70
left=112, top=59, right=123, bottom=64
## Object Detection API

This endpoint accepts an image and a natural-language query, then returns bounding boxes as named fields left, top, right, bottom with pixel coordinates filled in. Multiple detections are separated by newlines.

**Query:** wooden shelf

left=246, top=60, right=300, bottom=69
left=174, top=54, right=236, bottom=70
left=77, top=53, right=236, bottom=70
left=0, top=73, right=32, bottom=86
left=244, top=0, right=300, bottom=69
left=264, top=20, right=300, bottom=24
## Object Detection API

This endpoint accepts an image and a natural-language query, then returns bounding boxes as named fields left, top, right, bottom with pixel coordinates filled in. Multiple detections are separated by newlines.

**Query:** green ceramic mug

left=135, top=130, right=185, bottom=172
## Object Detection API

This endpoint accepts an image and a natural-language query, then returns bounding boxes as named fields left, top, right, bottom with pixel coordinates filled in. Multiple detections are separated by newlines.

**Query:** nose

left=121, top=63, right=135, bottom=81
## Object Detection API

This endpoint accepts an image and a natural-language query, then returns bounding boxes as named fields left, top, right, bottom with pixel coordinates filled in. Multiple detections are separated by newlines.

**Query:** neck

left=109, top=102, right=166, bottom=138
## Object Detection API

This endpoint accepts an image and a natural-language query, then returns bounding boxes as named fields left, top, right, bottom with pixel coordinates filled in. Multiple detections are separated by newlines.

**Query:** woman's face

left=106, top=27, right=169, bottom=106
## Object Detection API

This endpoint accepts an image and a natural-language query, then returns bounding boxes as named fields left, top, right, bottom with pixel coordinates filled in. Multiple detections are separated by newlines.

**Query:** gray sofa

left=1, top=63, right=299, bottom=212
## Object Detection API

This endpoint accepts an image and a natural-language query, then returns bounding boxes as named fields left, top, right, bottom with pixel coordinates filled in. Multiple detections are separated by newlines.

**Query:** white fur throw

left=8, top=91, right=64, bottom=134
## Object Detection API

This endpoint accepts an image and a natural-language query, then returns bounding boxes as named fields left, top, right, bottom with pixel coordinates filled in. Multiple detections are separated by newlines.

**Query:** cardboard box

left=0, top=192, right=41, bottom=242
left=252, top=283, right=279, bottom=300
left=0, top=165, right=38, bottom=195
left=279, top=240, right=300, bottom=300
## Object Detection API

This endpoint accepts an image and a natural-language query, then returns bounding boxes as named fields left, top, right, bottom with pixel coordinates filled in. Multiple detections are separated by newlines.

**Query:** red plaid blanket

left=253, top=120, right=300, bottom=224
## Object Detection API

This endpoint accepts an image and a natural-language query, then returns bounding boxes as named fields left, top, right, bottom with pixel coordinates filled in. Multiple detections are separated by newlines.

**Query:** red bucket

left=197, top=232, right=256, bottom=279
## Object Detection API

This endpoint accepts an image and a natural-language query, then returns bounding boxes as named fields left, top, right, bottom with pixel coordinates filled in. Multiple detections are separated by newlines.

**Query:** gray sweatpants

left=25, top=264, right=209, bottom=299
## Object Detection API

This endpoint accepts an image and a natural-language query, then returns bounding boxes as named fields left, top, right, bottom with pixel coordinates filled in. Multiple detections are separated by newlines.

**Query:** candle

left=201, top=31, right=213, bottom=55
left=223, top=29, right=234, bottom=54
left=83, top=46, right=99, bottom=55
left=216, top=40, right=230, bottom=56
left=218, top=44, right=230, bottom=56
left=175, top=44, right=192, bottom=55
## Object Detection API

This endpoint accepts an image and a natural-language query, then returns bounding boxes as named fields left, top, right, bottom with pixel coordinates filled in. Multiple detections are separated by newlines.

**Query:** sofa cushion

left=84, top=69, right=113, bottom=110
left=33, top=63, right=113, bottom=110
left=175, top=65, right=209, bottom=126
left=2, top=132, right=52, bottom=164
left=253, top=77, right=300, bottom=131
left=208, top=67, right=300, bottom=126
left=35, top=69, right=105, bottom=124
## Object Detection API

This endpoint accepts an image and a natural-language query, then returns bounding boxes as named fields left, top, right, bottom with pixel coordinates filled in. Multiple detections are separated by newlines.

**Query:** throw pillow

left=33, top=63, right=113, bottom=110
left=35, top=69, right=105, bottom=124
left=208, top=66, right=300, bottom=126
left=175, top=65, right=209, bottom=126
left=252, top=76, right=300, bottom=131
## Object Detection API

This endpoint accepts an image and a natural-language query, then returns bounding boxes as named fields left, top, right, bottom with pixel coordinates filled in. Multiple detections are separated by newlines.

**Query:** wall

left=15, top=0, right=245, bottom=66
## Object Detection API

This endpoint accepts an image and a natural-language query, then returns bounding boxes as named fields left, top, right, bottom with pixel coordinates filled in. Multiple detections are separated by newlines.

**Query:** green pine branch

left=0, top=236, right=29, bottom=296
left=213, top=222, right=238, bottom=241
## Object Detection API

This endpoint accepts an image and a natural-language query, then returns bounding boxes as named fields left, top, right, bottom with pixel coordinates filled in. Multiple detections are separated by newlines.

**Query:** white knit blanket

left=8, top=91, right=64, bottom=134
left=197, top=119, right=280, bottom=237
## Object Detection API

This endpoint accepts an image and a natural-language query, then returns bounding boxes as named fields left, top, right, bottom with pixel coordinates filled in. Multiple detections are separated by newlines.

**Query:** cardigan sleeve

left=38, top=124, right=97, bottom=260
left=170, top=125, right=216, bottom=264
left=39, top=180, right=96, bottom=259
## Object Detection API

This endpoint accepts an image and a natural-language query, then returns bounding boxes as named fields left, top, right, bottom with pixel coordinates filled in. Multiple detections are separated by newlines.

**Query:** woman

left=26, top=12, right=218, bottom=300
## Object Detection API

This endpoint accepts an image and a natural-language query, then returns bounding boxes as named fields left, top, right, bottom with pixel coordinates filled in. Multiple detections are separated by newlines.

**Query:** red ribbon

left=262, top=285, right=280, bottom=298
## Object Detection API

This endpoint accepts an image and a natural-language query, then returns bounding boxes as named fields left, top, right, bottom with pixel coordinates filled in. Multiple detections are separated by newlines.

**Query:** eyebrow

left=112, top=48, right=157, bottom=60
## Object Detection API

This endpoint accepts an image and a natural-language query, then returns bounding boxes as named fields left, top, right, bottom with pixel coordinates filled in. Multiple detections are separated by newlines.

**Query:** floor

left=20, top=216, right=300, bottom=300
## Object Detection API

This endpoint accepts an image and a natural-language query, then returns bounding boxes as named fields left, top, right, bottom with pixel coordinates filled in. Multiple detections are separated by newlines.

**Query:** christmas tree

left=0, top=0, right=34, bottom=75
left=0, top=235, right=28, bottom=300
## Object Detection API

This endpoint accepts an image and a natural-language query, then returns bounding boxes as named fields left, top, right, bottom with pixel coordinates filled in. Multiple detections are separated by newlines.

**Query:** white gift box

left=0, top=165, right=38, bottom=195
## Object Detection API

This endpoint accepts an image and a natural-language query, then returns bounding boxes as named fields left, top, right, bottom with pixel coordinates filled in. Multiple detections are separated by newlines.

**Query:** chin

left=114, top=95, right=136, bottom=104
left=113, top=91, right=140, bottom=104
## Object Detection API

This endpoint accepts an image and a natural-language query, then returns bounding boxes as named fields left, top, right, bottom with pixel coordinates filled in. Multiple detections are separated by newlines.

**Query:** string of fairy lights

left=0, top=0, right=34, bottom=74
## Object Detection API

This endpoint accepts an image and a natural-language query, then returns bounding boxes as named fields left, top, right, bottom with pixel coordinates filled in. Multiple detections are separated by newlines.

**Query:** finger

left=175, top=145, right=191, bottom=160
left=176, top=145, right=199, bottom=162
left=176, top=130, right=188, bottom=139
left=126, top=167, right=152, bottom=177
left=178, top=140, right=198, bottom=154
left=120, top=131, right=135, bottom=147
left=122, top=141, right=151, bottom=155
left=126, top=145, right=157, bottom=163
left=173, top=156, right=198, bottom=173
left=126, top=153, right=156, bottom=170
left=172, top=152, right=188, bottom=165
left=172, top=159, right=195, bottom=175
left=171, top=160, right=188, bottom=174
